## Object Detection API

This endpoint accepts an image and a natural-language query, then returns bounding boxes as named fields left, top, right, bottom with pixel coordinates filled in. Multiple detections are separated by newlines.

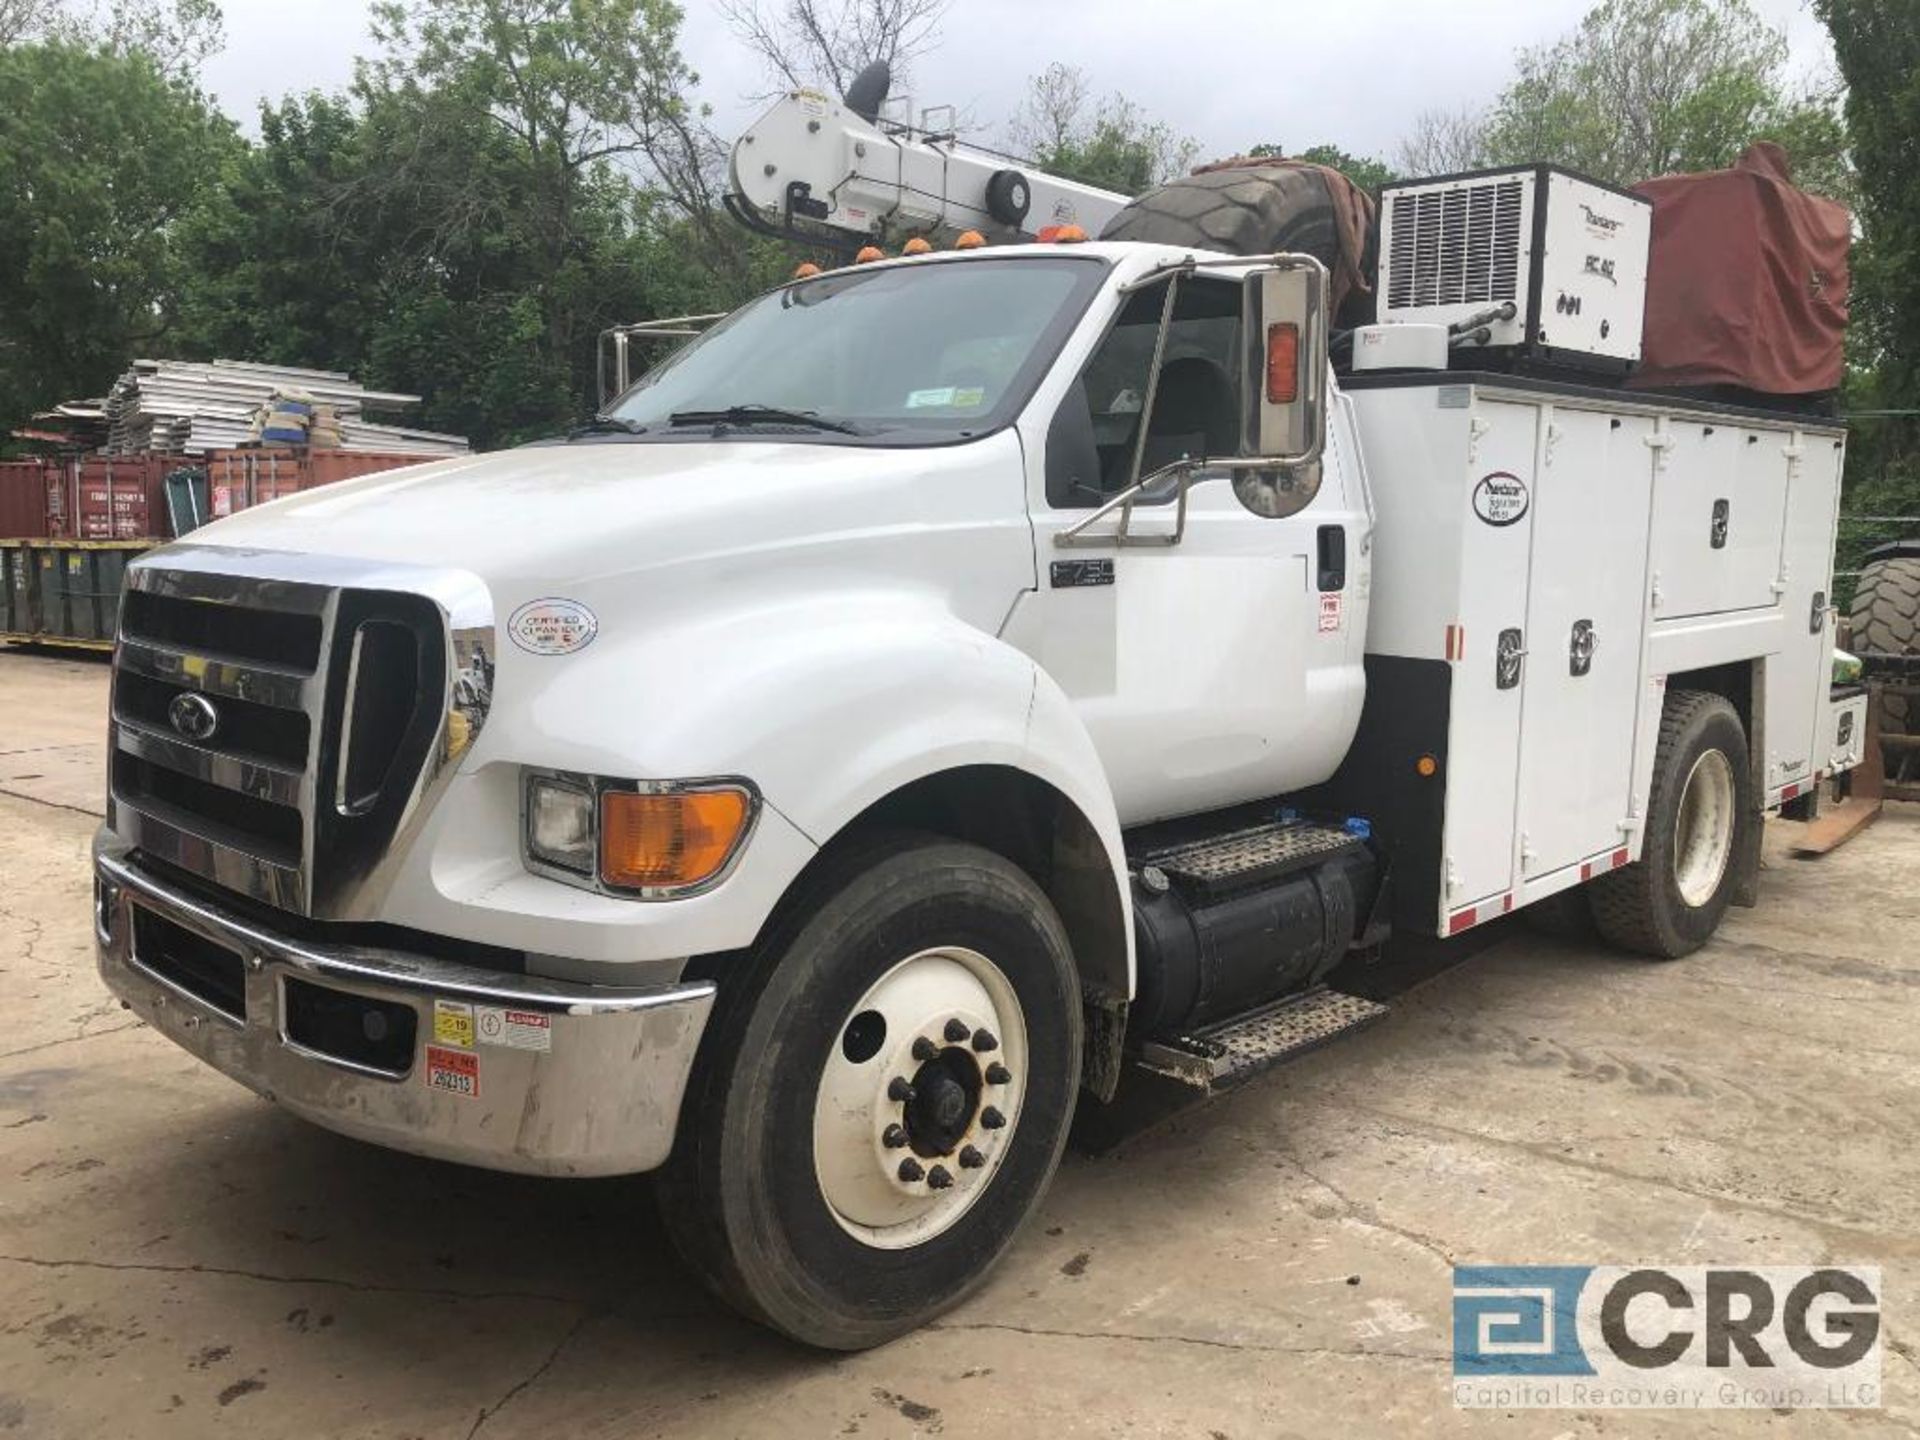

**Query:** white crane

left=724, top=61, right=1128, bottom=250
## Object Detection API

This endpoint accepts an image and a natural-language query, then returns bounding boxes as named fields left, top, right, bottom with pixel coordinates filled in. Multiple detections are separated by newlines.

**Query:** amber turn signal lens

left=599, top=788, right=752, bottom=891
left=854, top=245, right=885, bottom=264
left=901, top=236, right=933, bottom=255
left=793, top=261, right=822, bottom=279
left=954, top=230, right=986, bottom=249
left=1266, top=322, right=1300, bottom=405
left=1416, top=754, right=1439, bottom=778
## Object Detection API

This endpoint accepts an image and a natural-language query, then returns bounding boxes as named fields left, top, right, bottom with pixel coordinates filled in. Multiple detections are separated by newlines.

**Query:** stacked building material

left=100, top=359, right=463, bottom=457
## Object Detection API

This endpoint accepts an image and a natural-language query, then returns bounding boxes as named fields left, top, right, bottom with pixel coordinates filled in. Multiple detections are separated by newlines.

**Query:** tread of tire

left=1849, top=556, right=1920, bottom=737
left=1587, top=690, right=1727, bottom=956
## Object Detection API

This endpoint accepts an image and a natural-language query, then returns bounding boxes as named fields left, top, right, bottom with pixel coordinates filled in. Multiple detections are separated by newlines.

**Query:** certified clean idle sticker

left=509, top=597, right=598, bottom=655
left=1472, top=471, right=1531, bottom=527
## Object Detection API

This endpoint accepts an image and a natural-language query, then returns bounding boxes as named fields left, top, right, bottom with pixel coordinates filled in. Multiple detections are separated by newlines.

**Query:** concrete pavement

left=1, top=648, right=1916, bottom=1438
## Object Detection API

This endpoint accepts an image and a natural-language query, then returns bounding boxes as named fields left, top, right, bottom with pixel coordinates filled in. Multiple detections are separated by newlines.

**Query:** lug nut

left=911, top=1036, right=939, bottom=1062
left=958, top=1145, right=985, bottom=1169
left=887, top=1077, right=915, bottom=1103
left=980, top=1106, right=1006, bottom=1130
left=944, top=1017, right=971, bottom=1043
left=985, top=1062, right=1012, bottom=1086
left=926, top=1164, right=954, bottom=1190
left=972, top=1028, right=998, bottom=1053
left=882, top=1123, right=909, bottom=1149
left=898, top=1158, right=924, bottom=1183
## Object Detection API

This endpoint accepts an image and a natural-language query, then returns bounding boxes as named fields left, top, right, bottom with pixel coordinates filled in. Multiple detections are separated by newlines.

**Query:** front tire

left=1589, top=691, right=1752, bottom=959
left=658, top=833, right=1082, bottom=1350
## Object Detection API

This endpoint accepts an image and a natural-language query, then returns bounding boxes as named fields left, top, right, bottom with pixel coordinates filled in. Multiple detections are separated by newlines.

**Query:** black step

left=1136, top=819, right=1363, bottom=902
left=1138, top=986, right=1389, bottom=1091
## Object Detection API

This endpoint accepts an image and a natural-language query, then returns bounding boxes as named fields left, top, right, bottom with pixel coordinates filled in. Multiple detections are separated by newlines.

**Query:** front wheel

left=657, top=833, right=1082, bottom=1349
left=1589, top=690, right=1753, bottom=959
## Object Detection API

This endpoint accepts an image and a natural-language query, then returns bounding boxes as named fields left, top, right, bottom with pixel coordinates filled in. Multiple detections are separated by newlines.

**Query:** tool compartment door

left=1440, top=399, right=1539, bottom=914
left=1651, top=421, right=1785, bottom=617
left=1514, top=407, right=1656, bottom=879
left=1763, top=433, right=1845, bottom=794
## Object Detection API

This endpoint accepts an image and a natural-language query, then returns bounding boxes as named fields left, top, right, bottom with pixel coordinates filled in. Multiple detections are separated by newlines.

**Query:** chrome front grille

left=108, top=549, right=494, bottom=919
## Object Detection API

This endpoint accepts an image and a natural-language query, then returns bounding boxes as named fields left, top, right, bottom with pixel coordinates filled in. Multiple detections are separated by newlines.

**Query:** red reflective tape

left=1781, top=782, right=1800, bottom=801
left=1580, top=863, right=1593, bottom=882
left=1611, top=847, right=1629, bottom=869
left=1448, top=909, right=1476, bottom=935
left=1444, top=624, right=1464, bottom=662
left=1501, top=894, right=1514, bottom=914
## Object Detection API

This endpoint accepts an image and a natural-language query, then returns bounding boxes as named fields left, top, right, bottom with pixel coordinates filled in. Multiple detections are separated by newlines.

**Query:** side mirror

left=1236, top=260, right=1329, bottom=518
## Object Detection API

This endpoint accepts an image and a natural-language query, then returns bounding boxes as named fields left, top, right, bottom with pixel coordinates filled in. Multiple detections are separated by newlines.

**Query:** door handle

left=1316, top=524, right=1346, bottom=592
left=1496, top=627, right=1525, bottom=690
left=1569, top=619, right=1596, bottom=677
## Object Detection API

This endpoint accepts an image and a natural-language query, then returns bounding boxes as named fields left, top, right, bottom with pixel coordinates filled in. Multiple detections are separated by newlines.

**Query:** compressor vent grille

left=1386, top=179, right=1525, bottom=311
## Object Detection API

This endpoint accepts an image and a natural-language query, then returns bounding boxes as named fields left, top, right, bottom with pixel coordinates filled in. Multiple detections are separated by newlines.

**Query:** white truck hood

left=195, top=438, right=1001, bottom=578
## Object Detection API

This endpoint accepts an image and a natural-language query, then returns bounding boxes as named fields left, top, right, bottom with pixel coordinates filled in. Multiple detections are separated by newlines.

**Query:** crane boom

left=726, top=89, right=1128, bottom=249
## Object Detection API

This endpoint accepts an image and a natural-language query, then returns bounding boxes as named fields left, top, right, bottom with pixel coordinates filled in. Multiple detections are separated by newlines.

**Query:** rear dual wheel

left=1589, top=690, right=1752, bottom=959
left=658, top=834, right=1081, bottom=1350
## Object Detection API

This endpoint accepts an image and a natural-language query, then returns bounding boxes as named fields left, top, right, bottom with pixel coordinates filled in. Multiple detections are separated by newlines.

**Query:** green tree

left=4, top=0, right=225, bottom=79
left=0, top=41, right=239, bottom=432
left=1407, top=0, right=1851, bottom=197
left=1248, top=142, right=1397, bottom=193
left=1816, top=0, right=1920, bottom=538
left=1009, top=63, right=1197, bottom=197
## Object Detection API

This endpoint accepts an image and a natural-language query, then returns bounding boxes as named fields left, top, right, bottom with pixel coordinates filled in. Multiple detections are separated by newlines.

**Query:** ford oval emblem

left=508, top=598, right=599, bottom=656
left=168, top=691, right=220, bottom=742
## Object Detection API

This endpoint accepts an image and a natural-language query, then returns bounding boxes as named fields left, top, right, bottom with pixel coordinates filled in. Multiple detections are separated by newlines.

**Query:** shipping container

left=207, top=448, right=430, bottom=518
left=0, top=460, right=50, bottom=539
left=68, top=455, right=174, bottom=540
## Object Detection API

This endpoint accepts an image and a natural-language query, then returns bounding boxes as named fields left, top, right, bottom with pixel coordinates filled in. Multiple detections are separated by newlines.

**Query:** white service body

left=1347, top=374, right=1844, bottom=933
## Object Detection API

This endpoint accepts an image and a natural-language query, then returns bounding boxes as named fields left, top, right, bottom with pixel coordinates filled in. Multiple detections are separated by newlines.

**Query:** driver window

left=1046, top=277, right=1244, bottom=508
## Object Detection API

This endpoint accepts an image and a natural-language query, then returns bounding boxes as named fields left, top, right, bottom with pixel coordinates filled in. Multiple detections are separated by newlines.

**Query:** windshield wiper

left=667, top=404, right=862, bottom=435
left=569, top=414, right=650, bottom=438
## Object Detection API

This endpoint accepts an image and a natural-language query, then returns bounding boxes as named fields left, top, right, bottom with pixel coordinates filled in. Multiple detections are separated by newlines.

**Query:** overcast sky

left=196, top=0, right=1837, bottom=167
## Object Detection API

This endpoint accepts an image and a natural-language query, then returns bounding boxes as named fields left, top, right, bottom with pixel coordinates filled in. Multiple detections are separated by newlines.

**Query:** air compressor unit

left=1378, top=165, right=1651, bottom=374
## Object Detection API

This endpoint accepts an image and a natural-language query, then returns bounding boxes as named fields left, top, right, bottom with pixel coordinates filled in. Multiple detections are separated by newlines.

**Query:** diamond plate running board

left=1138, top=987, right=1390, bottom=1091
left=1137, top=820, right=1363, bottom=903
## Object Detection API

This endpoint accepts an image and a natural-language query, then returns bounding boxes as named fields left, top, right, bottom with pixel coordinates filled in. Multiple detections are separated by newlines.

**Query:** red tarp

left=1628, top=142, right=1850, bottom=398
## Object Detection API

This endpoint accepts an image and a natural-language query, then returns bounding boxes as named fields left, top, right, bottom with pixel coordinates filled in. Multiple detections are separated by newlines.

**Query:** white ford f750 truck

left=93, top=98, right=1861, bottom=1348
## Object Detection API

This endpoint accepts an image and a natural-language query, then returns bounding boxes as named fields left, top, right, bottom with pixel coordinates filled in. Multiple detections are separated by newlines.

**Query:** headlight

left=522, top=770, right=758, bottom=897
left=525, top=775, right=594, bottom=874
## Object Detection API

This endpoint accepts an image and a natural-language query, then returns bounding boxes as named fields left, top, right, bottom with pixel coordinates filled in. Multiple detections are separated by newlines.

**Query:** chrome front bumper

left=93, top=832, right=715, bottom=1177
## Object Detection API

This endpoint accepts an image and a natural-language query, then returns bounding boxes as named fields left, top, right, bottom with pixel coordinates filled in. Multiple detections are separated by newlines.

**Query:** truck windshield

left=605, top=256, right=1106, bottom=443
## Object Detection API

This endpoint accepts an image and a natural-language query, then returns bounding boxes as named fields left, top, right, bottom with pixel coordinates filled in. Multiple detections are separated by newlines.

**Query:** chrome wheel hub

left=812, top=946, right=1027, bottom=1249
left=1673, top=748, right=1736, bottom=908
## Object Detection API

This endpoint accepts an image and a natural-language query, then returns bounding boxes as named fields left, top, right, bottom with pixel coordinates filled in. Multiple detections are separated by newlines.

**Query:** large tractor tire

left=1589, top=691, right=1754, bottom=960
left=657, top=832, right=1081, bottom=1350
left=1100, top=164, right=1378, bottom=328
left=1847, top=548, right=1920, bottom=781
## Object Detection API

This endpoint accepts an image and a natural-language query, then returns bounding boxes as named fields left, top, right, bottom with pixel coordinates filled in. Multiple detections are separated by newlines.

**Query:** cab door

left=1003, top=273, right=1367, bottom=826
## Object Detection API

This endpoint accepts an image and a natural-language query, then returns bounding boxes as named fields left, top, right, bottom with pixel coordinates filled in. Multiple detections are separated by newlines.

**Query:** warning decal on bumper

left=425, top=1045, right=480, bottom=1098
left=477, top=1006, right=552, bottom=1053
